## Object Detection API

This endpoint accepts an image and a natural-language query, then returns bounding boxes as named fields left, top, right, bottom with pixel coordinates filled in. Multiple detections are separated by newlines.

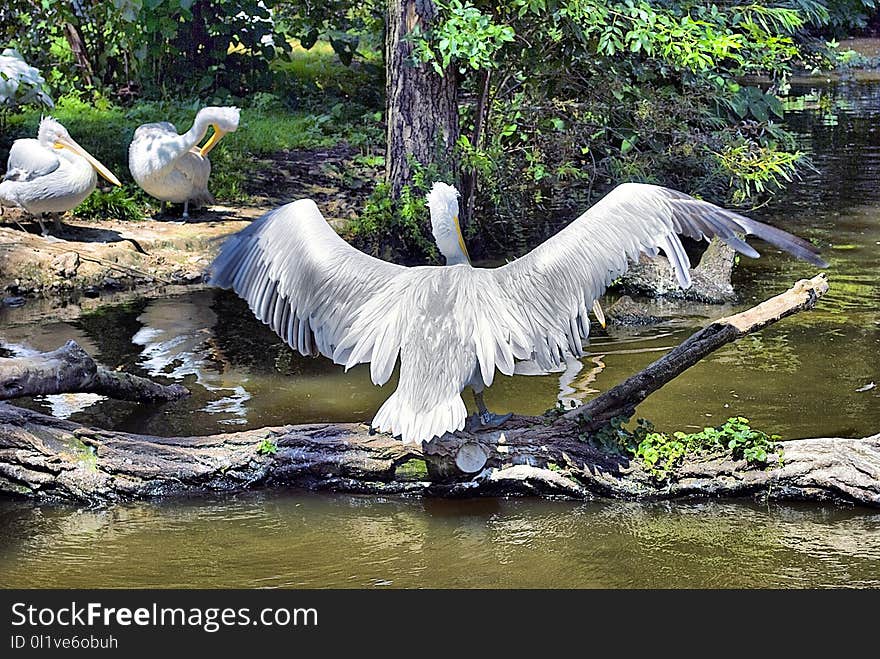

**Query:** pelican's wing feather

left=209, top=199, right=406, bottom=363
left=490, top=183, right=826, bottom=368
left=173, top=151, right=212, bottom=202
left=3, top=138, right=60, bottom=182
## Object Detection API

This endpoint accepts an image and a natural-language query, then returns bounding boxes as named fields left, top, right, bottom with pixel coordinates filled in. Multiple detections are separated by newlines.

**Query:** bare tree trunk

left=385, top=0, right=460, bottom=197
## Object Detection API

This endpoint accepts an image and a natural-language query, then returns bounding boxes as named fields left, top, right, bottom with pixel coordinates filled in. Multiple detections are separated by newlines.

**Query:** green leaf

left=300, top=28, right=319, bottom=50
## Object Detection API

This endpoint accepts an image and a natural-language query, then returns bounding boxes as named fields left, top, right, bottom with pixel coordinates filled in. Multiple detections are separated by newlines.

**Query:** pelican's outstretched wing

left=490, top=183, right=827, bottom=370
left=3, top=138, right=59, bottom=182
left=209, top=199, right=406, bottom=363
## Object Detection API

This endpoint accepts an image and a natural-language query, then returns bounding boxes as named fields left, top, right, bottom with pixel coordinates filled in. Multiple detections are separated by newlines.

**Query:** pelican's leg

left=36, top=214, right=49, bottom=236
left=182, top=200, right=190, bottom=220
left=473, top=390, right=512, bottom=429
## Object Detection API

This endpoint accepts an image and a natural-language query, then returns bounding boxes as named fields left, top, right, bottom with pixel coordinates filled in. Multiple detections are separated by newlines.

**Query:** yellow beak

left=199, top=126, right=226, bottom=157
left=454, top=215, right=471, bottom=263
left=57, top=137, right=122, bottom=186
left=592, top=299, right=607, bottom=329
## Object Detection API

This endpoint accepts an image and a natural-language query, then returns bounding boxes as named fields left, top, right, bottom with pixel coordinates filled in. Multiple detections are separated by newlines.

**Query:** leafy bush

left=74, top=186, right=149, bottom=222
left=1, top=0, right=292, bottom=97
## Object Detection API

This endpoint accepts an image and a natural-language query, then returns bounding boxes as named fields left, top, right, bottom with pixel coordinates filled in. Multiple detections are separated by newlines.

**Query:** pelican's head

left=197, top=106, right=240, bottom=157
left=427, top=182, right=470, bottom=266
left=38, top=117, right=122, bottom=186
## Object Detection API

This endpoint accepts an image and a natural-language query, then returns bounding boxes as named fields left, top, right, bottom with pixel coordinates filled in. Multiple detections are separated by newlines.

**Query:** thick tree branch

left=567, top=274, right=829, bottom=430
left=0, top=340, right=189, bottom=403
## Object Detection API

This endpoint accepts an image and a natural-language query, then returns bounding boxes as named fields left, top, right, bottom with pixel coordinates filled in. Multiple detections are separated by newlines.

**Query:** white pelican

left=0, top=117, right=122, bottom=235
left=209, top=182, right=827, bottom=445
left=128, top=106, right=240, bottom=219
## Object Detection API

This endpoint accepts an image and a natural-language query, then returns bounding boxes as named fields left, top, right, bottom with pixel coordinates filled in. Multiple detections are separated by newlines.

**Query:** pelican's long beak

left=453, top=215, right=471, bottom=263
left=57, top=136, right=122, bottom=186
left=199, top=126, right=227, bottom=157
left=592, top=299, right=607, bottom=329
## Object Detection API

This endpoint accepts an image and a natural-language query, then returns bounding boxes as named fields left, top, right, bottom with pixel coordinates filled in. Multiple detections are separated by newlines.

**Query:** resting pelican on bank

left=210, top=182, right=827, bottom=445
left=128, top=106, right=240, bottom=219
left=0, top=117, right=122, bottom=235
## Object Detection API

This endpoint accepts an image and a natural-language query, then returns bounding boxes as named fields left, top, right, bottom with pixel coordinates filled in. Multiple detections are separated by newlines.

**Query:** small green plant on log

left=590, top=415, right=782, bottom=481
left=257, top=437, right=278, bottom=456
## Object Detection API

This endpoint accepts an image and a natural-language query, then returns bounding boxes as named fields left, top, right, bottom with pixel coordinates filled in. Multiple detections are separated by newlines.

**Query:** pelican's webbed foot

left=479, top=411, right=513, bottom=429
left=470, top=389, right=512, bottom=432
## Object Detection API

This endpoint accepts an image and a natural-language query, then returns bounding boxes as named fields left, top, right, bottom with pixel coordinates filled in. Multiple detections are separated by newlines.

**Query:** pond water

left=1, top=83, right=878, bottom=588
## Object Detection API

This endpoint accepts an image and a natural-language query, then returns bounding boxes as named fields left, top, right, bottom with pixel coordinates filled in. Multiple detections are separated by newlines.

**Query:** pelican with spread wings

left=0, top=117, right=122, bottom=235
left=210, top=182, right=826, bottom=445
left=129, top=106, right=239, bottom=219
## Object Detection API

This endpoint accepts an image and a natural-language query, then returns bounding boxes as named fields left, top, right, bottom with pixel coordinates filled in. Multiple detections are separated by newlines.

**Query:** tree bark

left=62, top=22, right=95, bottom=88
left=385, top=0, right=460, bottom=197
left=0, top=340, right=189, bottom=403
left=0, top=275, right=865, bottom=506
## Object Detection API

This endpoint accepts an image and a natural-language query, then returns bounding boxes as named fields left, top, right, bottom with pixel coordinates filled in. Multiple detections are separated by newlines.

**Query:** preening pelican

left=210, top=182, right=827, bottom=445
left=128, top=106, right=240, bottom=219
left=0, top=117, right=122, bottom=235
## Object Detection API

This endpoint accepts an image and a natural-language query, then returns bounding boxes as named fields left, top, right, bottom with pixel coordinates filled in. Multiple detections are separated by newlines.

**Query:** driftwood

left=568, top=274, right=829, bottom=431
left=2, top=273, right=877, bottom=507
left=0, top=340, right=189, bottom=403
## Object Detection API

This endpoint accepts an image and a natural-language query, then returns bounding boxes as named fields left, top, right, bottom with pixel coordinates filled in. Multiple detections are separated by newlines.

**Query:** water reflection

left=1, top=494, right=878, bottom=588
left=132, top=293, right=251, bottom=424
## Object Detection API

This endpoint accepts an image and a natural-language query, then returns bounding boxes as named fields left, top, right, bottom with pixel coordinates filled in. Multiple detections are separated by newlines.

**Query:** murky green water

left=1, top=84, right=878, bottom=588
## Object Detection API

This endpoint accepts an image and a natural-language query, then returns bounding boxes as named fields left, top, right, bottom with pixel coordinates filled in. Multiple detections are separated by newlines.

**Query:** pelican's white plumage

left=128, top=106, right=240, bottom=217
left=210, top=182, right=827, bottom=444
left=0, top=117, right=121, bottom=233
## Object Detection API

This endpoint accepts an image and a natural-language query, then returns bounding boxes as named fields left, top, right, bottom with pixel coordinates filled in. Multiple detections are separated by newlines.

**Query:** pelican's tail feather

left=372, top=390, right=467, bottom=446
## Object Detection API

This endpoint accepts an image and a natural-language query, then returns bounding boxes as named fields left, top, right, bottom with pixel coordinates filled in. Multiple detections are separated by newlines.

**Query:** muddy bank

left=0, top=206, right=260, bottom=304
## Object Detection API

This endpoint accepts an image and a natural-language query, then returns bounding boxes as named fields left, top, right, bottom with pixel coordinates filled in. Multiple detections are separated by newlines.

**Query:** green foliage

left=410, top=0, right=827, bottom=251
left=275, top=0, right=384, bottom=65
left=796, top=0, right=878, bottom=34
left=348, top=167, right=441, bottom=263
left=411, top=0, right=516, bottom=74
left=257, top=437, right=278, bottom=456
left=2, top=1, right=292, bottom=97
left=75, top=186, right=148, bottom=222
left=589, top=415, right=783, bottom=481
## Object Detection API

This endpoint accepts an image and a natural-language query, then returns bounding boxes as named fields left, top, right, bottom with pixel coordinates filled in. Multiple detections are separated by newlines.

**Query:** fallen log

left=0, top=340, right=189, bottom=403
left=0, top=402, right=877, bottom=505
left=2, top=273, right=874, bottom=507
